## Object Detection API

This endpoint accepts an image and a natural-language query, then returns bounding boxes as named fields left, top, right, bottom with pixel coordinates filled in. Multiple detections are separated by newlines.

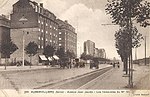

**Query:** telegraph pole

left=145, top=36, right=147, bottom=65
left=19, top=15, right=28, bottom=67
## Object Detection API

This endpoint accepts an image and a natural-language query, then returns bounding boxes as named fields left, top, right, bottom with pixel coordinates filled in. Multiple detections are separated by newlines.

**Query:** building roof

left=56, top=19, right=76, bottom=33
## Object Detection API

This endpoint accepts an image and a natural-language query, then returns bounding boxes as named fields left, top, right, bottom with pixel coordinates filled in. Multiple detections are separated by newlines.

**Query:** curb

left=0, top=67, right=59, bottom=74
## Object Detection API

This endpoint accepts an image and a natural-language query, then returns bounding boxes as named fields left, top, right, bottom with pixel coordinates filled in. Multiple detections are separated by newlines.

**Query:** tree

left=106, top=0, right=149, bottom=87
left=55, top=46, right=67, bottom=66
left=0, top=40, right=18, bottom=70
left=136, top=1, right=150, bottom=27
left=106, top=0, right=150, bottom=27
left=80, top=52, right=93, bottom=60
left=115, top=26, right=143, bottom=74
left=66, top=50, right=76, bottom=59
left=55, top=46, right=66, bottom=59
left=25, top=41, right=38, bottom=68
left=43, top=45, right=56, bottom=57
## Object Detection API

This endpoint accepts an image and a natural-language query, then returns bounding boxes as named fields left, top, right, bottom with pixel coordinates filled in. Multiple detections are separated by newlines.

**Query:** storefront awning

left=53, top=55, right=59, bottom=60
left=39, top=55, right=47, bottom=61
left=48, top=57, right=53, bottom=61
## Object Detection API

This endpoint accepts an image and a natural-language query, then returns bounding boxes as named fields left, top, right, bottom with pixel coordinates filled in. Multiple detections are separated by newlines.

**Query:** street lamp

left=19, top=15, right=28, bottom=67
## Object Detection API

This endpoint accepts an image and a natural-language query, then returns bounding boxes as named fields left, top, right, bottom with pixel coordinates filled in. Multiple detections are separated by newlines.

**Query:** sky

left=0, top=0, right=150, bottom=60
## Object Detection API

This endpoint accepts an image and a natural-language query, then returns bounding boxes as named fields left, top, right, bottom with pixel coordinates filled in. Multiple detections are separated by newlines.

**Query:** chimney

left=40, top=3, right=43, bottom=7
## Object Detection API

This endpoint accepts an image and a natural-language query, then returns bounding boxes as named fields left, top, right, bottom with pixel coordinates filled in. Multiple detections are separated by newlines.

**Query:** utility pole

left=19, top=15, right=28, bottom=67
left=145, top=36, right=147, bottom=65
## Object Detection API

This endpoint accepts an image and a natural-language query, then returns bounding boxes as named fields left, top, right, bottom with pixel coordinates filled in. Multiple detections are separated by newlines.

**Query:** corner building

left=10, top=0, right=59, bottom=64
left=56, top=19, right=77, bottom=56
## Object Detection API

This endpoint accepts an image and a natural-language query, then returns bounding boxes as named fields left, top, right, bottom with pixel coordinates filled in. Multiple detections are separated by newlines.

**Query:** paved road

left=42, top=66, right=112, bottom=89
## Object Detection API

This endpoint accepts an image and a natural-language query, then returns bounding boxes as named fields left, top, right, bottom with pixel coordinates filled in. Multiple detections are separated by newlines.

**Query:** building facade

left=94, top=48, right=99, bottom=57
left=84, top=40, right=95, bottom=56
left=99, top=49, right=106, bottom=58
left=10, top=0, right=59, bottom=64
left=56, top=19, right=77, bottom=56
left=0, top=15, right=11, bottom=64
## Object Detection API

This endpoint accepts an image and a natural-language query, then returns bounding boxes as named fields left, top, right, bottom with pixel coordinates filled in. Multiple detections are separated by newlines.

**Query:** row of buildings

left=0, top=0, right=77, bottom=64
left=84, top=40, right=106, bottom=58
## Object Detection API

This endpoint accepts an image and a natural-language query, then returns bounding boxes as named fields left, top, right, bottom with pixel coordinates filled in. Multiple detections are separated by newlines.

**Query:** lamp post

left=19, top=15, right=28, bottom=67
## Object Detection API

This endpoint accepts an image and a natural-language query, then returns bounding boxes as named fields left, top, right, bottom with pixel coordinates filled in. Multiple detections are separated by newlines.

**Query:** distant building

left=0, top=15, right=11, bottom=62
left=94, top=48, right=99, bottom=57
left=84, top=40, right=95, bottom=56
left=99, top=49, right=106, bottom=58
left=56, top=19, right=77, bottom=56
left=10, top=0, right=59, bottom=64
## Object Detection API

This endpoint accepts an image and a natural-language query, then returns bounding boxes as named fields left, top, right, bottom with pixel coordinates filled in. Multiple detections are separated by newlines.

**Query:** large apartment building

left=84, top=40, right=95, bottom=56
left=10, top=0, right=59, bottom=64
left=56, top=19, right=77, bottom=56
left=0, top=15, right=11, bottom=64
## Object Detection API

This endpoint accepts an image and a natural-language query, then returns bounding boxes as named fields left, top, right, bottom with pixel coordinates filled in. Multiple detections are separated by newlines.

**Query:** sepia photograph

left=0, top=0, right=150, bottom=97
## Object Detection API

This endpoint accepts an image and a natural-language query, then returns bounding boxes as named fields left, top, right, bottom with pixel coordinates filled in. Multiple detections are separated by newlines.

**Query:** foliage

left=105, top=0, right=150, bottom=27
left=115, top=26, right=143, bottom=59
left=0, top=40, right=18, bottom=58
left=55, top=46, right=66, bottom=59
left=25, top=41, right=38, bottom=57
left=136, top=1, right=150, bottom=27
left=80, top=52, right=93, bottom=60
left=0, top=39, right=18, bottom=70
left=43, top=45, right=56, bottom=57
left=66, top=50, right=76, bottom=59
left=106, top=0, right=149, bottom=60
left=25, top=41, right=38, bottom=67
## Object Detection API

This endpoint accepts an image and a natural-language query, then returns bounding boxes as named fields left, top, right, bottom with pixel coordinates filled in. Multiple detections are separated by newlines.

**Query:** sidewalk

left=79, top=64, right=150, bottom=89
left=0, top=64, right=111, bottom=90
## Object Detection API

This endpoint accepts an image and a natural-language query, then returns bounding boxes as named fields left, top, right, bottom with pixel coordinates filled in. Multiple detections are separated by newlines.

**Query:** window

left=41, top=37, right=43, bottom=40
left=38, top=45, right=40, bottom=48
left=59, top=32, right=61, bottom=34
left=56, top=35, right=57, bottom=37
left=38, top=37, right=40, bottom=40
left=38, top=20, right=40, bottom=23
left=54, top=27, right=55, bottom=30
left=41, top=30, right=43, bottom=32
left=50, top=33, right=52, bottom=35
left=50, top=40, right=52, bottom=42
left=46, top=23, right=48, bottom=26
left=50, top=25, right=52, bottom=28
left=46, top=31, right=48, bottom=34
left=35, top=6, right=38, bottom=12
left=46, top=39, right=48, bottom=41
left=41, top=22, right=43, bottom=25
left=41, top=46, right=43, bottom=49
left=59, top=38, right=62, bottom=40
left=39, top=28, right=41, bottom=31
left=59, top=44, right=62, bottom=46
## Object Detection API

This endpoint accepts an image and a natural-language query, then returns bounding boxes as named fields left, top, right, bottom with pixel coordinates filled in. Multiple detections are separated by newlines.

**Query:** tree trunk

left=125, top=58, right=128, bottom=75
left=123, top=57, right=128, bottom=75
left=5, top=57, right=8, bottom=70
left=30, top=56, right=32, bottom=68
